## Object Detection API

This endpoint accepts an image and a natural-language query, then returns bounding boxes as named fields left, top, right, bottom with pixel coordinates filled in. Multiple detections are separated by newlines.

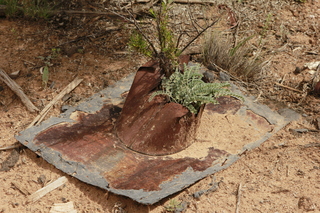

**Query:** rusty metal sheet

left=16, top=70, right=299, bottom=205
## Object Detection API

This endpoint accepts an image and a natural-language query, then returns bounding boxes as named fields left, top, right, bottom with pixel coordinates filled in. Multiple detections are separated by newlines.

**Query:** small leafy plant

left=164, top=199, right=183, bottom=212
left=149, top=64, right=243, bottom=114
left=37, top=48, right=60, bottom=88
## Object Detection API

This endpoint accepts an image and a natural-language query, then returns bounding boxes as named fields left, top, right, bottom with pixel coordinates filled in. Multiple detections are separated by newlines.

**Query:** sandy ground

left=0, top=0, right=320, bottom=212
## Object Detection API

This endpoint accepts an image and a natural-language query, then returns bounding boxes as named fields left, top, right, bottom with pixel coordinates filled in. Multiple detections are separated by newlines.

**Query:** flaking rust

left=16, top=61, right=299, bottom=204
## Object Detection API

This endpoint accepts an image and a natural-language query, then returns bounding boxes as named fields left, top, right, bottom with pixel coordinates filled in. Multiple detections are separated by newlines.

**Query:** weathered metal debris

left=16, top=61, right=299, bottom=204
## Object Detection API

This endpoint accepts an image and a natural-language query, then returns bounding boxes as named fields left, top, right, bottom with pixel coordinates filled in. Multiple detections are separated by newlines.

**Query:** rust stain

left=105, top=147, right=227, bottom=191
left=246, top=110, right=273, bottom=132
left=33, top=100, right=228, bottom=192
left=205, top=96, right=242, bottom=115
left=34, top=104, right=121, bottom=163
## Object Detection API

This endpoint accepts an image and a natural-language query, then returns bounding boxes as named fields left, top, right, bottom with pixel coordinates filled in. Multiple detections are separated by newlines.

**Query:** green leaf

left=42, top=65, right=49, bottom=88
left=149, top=64, right=243, bottom=114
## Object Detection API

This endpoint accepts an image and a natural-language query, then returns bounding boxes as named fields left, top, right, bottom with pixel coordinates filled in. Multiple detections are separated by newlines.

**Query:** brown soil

left=1, top=0, right=320, bottom=212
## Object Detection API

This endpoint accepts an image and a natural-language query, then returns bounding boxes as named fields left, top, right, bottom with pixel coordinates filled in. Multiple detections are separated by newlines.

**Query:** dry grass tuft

left=202, top=31, right=262, bottom=81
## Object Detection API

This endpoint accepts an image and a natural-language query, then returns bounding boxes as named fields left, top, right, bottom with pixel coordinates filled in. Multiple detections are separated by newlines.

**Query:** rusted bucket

left=115, top=60, right=198, bottom=156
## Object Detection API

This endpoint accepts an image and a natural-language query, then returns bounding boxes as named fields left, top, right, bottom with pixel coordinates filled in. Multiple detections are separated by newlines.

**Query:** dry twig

left=274, top=82, right=303, bottom=93
left=0, top=68, right=39, bottom=112
left=0, top=143, right=21, bottom=151
left=49, top=201, right=77, bottom=213
left=27, top=176, right=68, bottom=203
left=28, top=77, right=83, bottom=128
left=235, top=183, right=242, bottom=213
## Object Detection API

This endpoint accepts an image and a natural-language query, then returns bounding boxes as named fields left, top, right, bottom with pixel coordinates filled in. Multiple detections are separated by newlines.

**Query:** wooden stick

left=274, top=82, right=303, bottom=93
left=28, top=77, right=83, bottom=128
left=50, top=201, right=76, bottom=213
left=0, top=68, right=39, bottom=112
left=0, top=143, right=21, bottom=151
left=235, top=183, right=242, bottom=213
left=27, top=176, right=68, bottom=203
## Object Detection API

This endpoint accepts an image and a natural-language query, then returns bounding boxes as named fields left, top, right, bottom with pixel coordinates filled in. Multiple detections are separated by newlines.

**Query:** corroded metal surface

left=115, top=60, right=196, bottom=156
left=16, top=62, right=299, bottom=205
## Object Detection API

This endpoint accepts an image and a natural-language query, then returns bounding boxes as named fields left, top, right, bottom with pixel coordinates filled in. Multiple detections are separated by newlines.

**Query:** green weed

left=37, top=48, right=60, bottom=88
left=149, top=64, right=243, bottom=114
left=1, top=0, right=19, bottom=17
left=164, top=199, right=183, bottom=212
left=128, top=0, right=178, bottom=77
left=41, top=65, right=49, bottom=88
left=21, top=0, right=52, bottom=19
left=0, top=0, right=53, bottom=19
left=258, top=13, right=273, bottom=45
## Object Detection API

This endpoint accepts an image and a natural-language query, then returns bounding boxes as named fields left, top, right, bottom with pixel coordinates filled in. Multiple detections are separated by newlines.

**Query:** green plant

left=21, top=0, right=52, bottom=19
left=1, top=0, right=19, bottom=17
left=128, top=0, right=177, bottom=76
left=149, top=64, right=243, bottom=114
left=128, top=0, right=217, bottom=77
left=164, top=199, right=183, bottom=212
left=37, top=48, right=60, bottom=88
left=128, top=31, right=153, bottom=57
left=41, top=65, right=49, bottom=88
left=51, top=48, right=61, bottom=58
left=0, top=0, right=53, bottom=19
left=229, top=35, right=255, bottom=56
left=258, top=13, right=273, bottom=45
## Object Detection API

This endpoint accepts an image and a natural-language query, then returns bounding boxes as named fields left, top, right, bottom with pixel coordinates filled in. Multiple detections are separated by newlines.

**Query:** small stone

left=298, top=196, right=316, bottom=211
left=203, top=71, right=215, bottom=82
left=37, top=174, right=46, bottom=186
left=61, top=105, right=70, bottom=113
left=219, top=71, right=230, bottom=81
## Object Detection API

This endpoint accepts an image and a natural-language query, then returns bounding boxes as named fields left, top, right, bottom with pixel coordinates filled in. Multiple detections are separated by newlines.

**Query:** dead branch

left=0, top=68, right=39, bottom=112
left=179, top=18, right=220, bottom=55
left=274, top=82, right=303, bottom=93
left=235, top=183, right=242, bottom=213
left=0, top=143, right=21, bottom=151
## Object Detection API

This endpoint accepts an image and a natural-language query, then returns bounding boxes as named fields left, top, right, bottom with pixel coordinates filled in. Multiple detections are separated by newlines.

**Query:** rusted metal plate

left=16, top=64, right=299, bottom=205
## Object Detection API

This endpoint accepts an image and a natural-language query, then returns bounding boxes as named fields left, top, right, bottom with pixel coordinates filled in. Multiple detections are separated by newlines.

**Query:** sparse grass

left=21, top=0, right=52, bottom=19
left=0, top=0, right=53, bottom=19
left=202, top=31, right=262, bottom=81
left=1, top=0, right=20, bottom=17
